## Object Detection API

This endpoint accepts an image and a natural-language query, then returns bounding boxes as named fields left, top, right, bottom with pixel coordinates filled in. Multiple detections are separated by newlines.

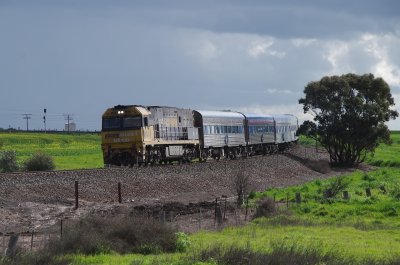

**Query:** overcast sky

left=1, top=0, right=400, bottom=131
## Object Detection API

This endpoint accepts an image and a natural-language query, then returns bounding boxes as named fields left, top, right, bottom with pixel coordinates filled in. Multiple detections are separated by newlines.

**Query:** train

left=101, top=105, right=299, bottom=166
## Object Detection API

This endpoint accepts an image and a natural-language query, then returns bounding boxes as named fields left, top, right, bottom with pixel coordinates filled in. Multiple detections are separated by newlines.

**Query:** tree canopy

left=298, top=73, right=398, bottom=167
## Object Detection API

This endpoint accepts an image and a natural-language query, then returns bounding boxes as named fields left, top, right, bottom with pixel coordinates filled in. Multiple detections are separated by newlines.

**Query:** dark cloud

left=0, top=0, right=399, bottom=130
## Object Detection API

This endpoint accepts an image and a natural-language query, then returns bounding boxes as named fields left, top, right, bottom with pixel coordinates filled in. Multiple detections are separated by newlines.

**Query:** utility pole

left=63, top=114, right=73, bottom=132
left=43, top=108, right=47, bottom=133
left=22, top=114, right=32, bottom=131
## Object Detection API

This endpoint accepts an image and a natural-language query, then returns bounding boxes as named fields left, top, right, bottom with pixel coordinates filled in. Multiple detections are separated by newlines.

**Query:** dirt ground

left=0, top=145, right=362, bottom=237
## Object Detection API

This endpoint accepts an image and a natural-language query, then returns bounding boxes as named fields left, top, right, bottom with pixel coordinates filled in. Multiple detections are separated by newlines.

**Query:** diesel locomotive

left=101, top=105, right=298, bottom=166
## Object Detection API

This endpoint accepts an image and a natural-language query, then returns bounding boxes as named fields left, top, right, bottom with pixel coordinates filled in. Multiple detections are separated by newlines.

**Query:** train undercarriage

left=104, top=141, right=297, bottom=167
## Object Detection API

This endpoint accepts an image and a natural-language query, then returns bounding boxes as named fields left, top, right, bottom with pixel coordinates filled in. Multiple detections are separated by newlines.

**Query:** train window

left=215, top=126, right=220, bottom=134
left=102, top=118, right=121, bottom=130
left=222, top=126, right=226, bottom=134
left=239, top=126, right=243, bottom=134
left=227, top=126, right=232, bottom=133
left=123, top=116, right=142, bottom=129
left=210, top=126, right=215, bottom=134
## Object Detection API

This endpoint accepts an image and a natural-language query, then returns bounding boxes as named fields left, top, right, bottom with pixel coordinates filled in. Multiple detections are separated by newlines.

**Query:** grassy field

left=2, top=132, right=400, bottom=264
left=366, top=131, right=400, bottom=167
left=0, top=132, right=103, bottom=170
left=69, top=134, right=400, bottom=264
left=70, top=170, right=400, bottom=265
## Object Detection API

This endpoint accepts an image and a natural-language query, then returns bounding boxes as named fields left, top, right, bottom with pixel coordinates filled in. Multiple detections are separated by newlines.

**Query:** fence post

left=245, top=197, right=249, bottom=222
left=366, top=188, right=372, bottom=197
left=60, top=219, right=63, bottom=239
left=216, top=207, right=223, bottom=225
left=30, top=232, right=34, bottom=250
left=343, top=190, right=349, bottom=200
left=295, top=192, right=301, bottom=204
left=118, top=182, right=122, bottom=203
left=222, top=195, right=227, bottom=220
left=214, top=198, right=218, bottom=223
left=75, top=181, right=79, bottom=209
left=198, top=207, right=202, bottom=231
left=286, top=193, right=289, bottom=208
left=2, top=233, right=5, bottom=255
left=5, top=234, right=19, bottom=257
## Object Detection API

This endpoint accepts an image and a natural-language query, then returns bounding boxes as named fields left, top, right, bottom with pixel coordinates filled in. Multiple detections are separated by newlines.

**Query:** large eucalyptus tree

left=299, top=73, right=398, bottom=166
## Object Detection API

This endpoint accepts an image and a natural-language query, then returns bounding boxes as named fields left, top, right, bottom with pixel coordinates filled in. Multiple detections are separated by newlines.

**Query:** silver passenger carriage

left=243, top=113, right=276, bottom=154
left=194, top=110, right=246, bottom=159
left=273, top=114, right=299, bottom=148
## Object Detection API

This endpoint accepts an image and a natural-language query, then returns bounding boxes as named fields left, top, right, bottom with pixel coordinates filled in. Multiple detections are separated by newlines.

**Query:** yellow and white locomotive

left=101, top=105, right=299, bottom=166
left=101, top=105, right=199, bottom=166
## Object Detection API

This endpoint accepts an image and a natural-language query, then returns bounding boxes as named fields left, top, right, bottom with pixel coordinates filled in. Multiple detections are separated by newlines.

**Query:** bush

left=175, top=232, right=191, bottom=253
left=50, top=215, right=177, bottom=255
left=0, top=150, right=19, bottom=173
left=253, top=197, right=277, bottom=219
left=23, top=152, right=55, bottom=171
left=322, top=176, right=349, bottom=199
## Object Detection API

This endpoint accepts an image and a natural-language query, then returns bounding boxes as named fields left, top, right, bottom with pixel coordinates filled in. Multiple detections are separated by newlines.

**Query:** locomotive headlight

left=117, top=110, right=124, bottom=114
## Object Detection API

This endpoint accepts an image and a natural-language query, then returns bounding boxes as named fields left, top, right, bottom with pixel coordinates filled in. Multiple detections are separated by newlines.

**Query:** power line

left=21, top=114, right=32, bottom=131
left=63, top=114, right=74, bottom=132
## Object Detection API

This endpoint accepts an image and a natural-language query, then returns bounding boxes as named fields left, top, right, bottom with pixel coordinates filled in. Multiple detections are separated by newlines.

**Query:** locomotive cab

left=101, top=105, right=151, bottom=166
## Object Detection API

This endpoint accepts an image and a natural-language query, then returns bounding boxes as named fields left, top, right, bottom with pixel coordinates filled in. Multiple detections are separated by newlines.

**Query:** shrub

left=322, top=176, right=349, bottom=199
left=175, top=232, right=191, bottom=253
left=50, top=215, right=177, bottom=255
left=0, top=150, right=19, bottom=173
left=253, top=197, right=277, bottom=219
left=23, top=152, right=55, bottom=171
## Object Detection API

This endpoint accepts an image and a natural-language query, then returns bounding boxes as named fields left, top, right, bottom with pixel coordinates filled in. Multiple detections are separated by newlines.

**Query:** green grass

left=257, top=168, right=400, bottom=229
left=299, top=131, right=400, bottom=167
left=297, top=134, right=317, bottom=146
left=71, top=253, right=188, bottom=265
left=4, top=132, right=400, bottom=264
left=70, top=222, right=400, bottom=264
left=0, top=132, right=103, bottom=170
left=367, top=131, right=400, bottom=167
left=70, top=169, right=400, bottom=264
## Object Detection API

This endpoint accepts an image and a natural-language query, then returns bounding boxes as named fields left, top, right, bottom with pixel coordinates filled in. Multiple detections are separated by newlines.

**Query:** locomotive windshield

left=122, top=116, right=142, bottom=128
left=102, top=116, right=143, bottom=131
left=102, top=118, right=121, bottom=130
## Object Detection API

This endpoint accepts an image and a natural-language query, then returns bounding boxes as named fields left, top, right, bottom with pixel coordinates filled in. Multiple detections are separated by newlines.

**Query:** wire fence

left=0, top=195, right=300, bottom=257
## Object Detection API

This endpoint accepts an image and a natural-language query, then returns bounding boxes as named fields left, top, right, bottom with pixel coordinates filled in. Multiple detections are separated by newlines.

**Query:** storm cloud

left=1, top=0, right=399, bottom=130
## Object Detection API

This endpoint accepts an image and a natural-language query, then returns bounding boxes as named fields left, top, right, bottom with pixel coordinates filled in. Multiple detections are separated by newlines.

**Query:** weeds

left=23, top=151, right=55, bottom=171
left=52, top=215, right=177, bottom=255
left=253, top=197, right=277, bottom=219
left=0, top=150, right=19, bottom=172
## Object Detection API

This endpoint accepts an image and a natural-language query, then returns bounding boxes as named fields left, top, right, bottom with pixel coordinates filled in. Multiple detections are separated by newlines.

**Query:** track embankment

left=0, top=146, right=352, bottom=233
